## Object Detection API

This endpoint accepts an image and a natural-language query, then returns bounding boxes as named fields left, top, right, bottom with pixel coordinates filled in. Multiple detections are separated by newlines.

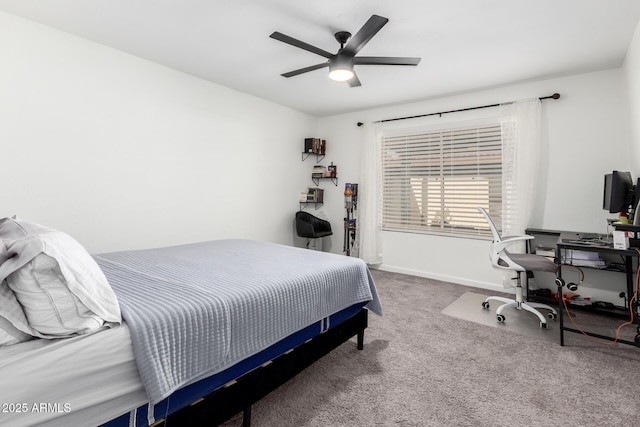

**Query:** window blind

left=381, top=124, right=503, bottom=237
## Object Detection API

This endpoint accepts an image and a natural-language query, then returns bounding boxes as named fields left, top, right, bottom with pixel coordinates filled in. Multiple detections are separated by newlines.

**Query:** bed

left=0, top=217, right=381, bottom=427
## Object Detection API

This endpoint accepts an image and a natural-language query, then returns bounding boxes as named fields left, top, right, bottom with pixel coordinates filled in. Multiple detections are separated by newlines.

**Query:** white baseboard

left=373, top=264, right=513, bottom=294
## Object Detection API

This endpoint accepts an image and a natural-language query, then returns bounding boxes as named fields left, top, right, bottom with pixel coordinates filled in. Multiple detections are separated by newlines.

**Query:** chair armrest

left=317, top=218, right=332, bottom=233
left=495, top=234, right=534, bottom=253
left=501, top=235, right=534, bottom=243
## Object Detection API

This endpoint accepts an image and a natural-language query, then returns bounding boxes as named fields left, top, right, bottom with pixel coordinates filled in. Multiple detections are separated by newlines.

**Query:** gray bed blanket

left=94, top=239, right=381, bottom=404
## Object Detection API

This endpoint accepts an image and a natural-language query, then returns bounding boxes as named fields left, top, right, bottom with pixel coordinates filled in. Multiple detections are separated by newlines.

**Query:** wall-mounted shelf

left=302, top=152, right=325, bottom=163
left=299, top=201, right=324, bottom=210
left=312, top=176, right=338, bottom=186
left=300, top=139, right=328, bottom=212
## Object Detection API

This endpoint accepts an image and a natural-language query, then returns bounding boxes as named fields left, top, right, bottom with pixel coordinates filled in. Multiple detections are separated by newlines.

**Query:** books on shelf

left=304, top=138, right=326, bottom=155
left=305, top=187, right=324, bottom=203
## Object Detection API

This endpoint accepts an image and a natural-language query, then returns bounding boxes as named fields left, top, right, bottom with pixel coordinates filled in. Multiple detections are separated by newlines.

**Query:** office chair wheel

left=634, top=334, right=640, bottom=344
left=540, top=322, right=549, bottom=329
left=482, top=301, right=490, bottom=310
left=547, top=312, right=557, bottom=320
left=496, top=314, right=505, bottom=323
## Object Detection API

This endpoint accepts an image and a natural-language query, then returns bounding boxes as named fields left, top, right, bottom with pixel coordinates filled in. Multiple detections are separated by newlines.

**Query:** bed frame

left=148, top=308, right=368, bottom=427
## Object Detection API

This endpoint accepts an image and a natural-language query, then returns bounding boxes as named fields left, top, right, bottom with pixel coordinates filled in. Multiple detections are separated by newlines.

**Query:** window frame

left=380, top=120, right=505, bottom=238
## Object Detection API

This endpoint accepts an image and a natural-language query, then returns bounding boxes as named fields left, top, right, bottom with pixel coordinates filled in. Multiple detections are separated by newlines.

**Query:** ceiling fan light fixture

left=328, top=54, right=354, bottom=82
left=329, top=67, right=354, bottom=82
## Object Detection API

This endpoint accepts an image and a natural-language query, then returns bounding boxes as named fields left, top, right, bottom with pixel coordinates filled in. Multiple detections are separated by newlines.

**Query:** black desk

left=556, top=232, right=640, bottom=346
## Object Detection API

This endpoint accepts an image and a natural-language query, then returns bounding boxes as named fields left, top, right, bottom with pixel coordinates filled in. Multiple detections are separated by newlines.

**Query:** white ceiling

left=1, top=0, right=640, bottom=117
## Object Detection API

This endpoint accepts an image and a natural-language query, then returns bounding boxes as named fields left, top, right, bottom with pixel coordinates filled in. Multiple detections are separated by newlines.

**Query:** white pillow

left=0, top=238, right=8, bottom=264
left=9, top=254, right=108, bottom=336
left=0, top=280, right=34, bottom=346
left=0, top=315, right=33, bottom=346
left=0, top=217, right=121, bottom=337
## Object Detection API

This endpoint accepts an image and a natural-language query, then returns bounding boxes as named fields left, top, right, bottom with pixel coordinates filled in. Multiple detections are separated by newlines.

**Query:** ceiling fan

left=270, top=14, right=421, bottom=87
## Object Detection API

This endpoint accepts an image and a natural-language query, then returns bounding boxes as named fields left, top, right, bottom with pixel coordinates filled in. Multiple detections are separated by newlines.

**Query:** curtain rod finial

left=552, top=93, right=560, bottom=99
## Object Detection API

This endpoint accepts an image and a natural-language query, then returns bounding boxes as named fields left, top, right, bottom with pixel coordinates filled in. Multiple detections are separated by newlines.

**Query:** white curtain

left=500, top=98, right=542, bottom=285
left=500, top=98, right=542, bottom=238
left=357, top=122, right=382, bottom=265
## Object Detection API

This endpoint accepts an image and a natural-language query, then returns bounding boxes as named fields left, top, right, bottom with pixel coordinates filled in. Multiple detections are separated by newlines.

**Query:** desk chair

left=295, top=211, right=332, bottom=251
left=478, top=207, right=559, bottom=328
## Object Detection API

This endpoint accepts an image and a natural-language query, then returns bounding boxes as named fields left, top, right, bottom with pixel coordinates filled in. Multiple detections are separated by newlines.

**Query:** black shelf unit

left=299, top=201, right=323, bottom=211
left=527, top=292, right=630, bottom=319
left=311, top=176, right=338, bottom=186
left=525, top=228, right=633, bottom=309
left=525, top=228, right=640, bottom=346
left=301, top=152, right=325, bottom=163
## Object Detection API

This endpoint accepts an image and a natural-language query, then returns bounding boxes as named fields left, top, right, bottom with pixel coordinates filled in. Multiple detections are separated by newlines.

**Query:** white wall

left=0, top=11, right=316, bottom=254
left=319, top=68, right=632, bottom=298
left=624, top=17, right=640, bottom=174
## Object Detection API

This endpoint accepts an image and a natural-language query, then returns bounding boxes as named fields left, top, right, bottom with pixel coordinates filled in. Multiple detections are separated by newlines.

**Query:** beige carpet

left=219, top=270, right=640, bottom=426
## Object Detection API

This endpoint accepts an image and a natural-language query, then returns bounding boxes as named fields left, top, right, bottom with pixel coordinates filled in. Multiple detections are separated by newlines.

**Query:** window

left=381, top=123, right=503, bottom=237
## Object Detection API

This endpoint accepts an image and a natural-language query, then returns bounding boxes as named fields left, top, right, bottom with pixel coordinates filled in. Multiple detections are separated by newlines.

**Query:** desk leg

left=557, top=264, right=565, bottom=346
left=625, top=255, right=635, bottom=322
left=628, top=254, right=640, bottom=343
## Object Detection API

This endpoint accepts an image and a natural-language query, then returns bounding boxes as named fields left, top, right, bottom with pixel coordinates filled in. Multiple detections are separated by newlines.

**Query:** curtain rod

left=356, top=92, right=560, bottom=127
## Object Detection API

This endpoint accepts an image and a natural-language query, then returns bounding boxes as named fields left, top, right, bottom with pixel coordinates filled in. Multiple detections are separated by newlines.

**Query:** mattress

left=0, top=323, right=147, bottom=427
left=0, top=304, right=366, bottom=427
left=103, top=302, right=366, bottom=427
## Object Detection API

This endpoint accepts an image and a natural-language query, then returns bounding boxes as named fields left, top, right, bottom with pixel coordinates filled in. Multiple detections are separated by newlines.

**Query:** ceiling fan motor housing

left=330, top=54, right=354, bottom=70
left=334, top=31, right=351, bottom=47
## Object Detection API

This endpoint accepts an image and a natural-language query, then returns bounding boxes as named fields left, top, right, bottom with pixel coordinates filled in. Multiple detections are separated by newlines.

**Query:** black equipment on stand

left=343, top=183, right=358, bottom=256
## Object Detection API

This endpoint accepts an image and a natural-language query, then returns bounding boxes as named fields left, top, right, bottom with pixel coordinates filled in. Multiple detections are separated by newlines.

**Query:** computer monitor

left=603, top=170, right=633, bottom=213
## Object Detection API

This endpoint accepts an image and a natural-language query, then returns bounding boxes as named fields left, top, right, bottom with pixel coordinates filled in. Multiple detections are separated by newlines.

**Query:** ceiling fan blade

left=270, top=32, right=334, bottom=59
left=281, top=62, right=329, bottom=78
left=347, top=72, right=361, bottom=88
left=342, top=15, right=389, bottom=57
left=355, top=56, right=421, bottom=66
